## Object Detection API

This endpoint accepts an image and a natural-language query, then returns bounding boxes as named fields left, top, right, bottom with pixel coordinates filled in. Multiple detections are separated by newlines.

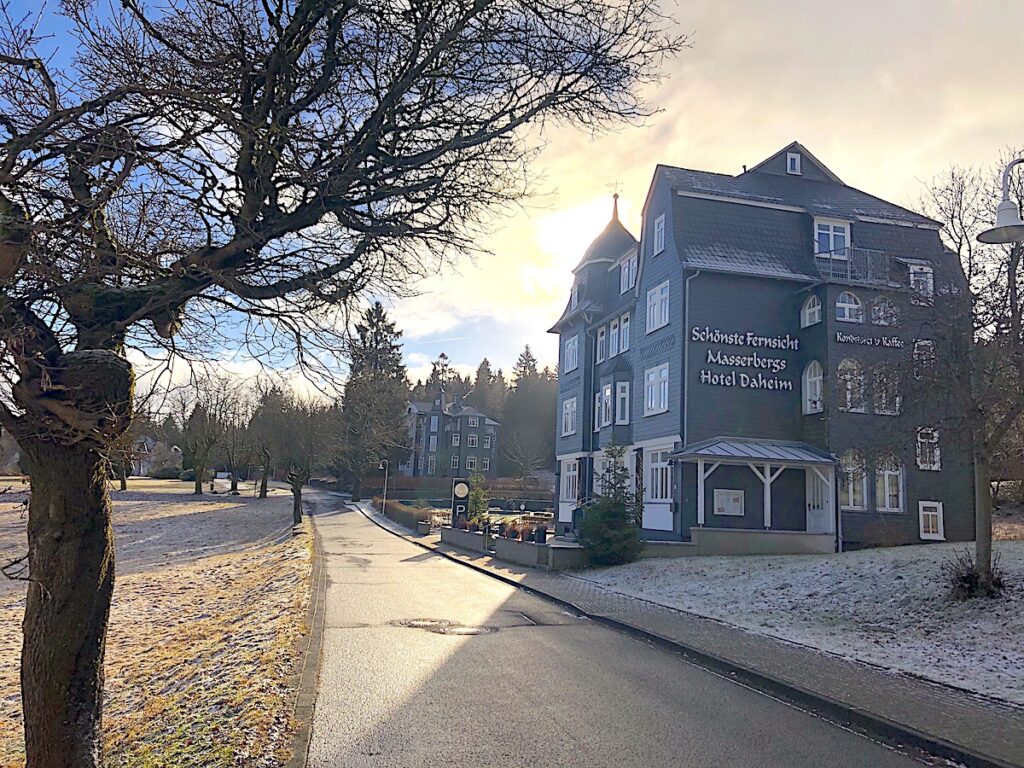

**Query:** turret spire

left=612, top=192, right=619, bottom=222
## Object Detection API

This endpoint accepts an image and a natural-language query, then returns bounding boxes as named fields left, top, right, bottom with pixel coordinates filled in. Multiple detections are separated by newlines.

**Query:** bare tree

left=501, top=423, right=549, bottom=477
left=915, top=155, right=1024, bottom=593
left=218, top=382, right=255, bottom=493
left=0, top=1, right=682, bottom=762
left=170, top=378, right=228, bottom=494
left=280, top=395, right=327, bottom=524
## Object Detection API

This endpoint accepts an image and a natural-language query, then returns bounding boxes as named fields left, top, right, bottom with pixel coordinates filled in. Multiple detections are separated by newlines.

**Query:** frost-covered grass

left=575, top=541, right=1024, bottom=706
left=0, top=478, right=311, bottom=768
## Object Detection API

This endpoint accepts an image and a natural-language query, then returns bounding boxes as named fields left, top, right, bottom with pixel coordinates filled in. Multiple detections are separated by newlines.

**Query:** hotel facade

left=549, top=142, right=972, bottom=552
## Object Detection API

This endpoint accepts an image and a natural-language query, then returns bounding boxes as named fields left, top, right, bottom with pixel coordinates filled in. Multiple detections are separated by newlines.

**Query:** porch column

left=696, top=458, right=705, bottom=526
left=751, top=463, right=786, bottom=529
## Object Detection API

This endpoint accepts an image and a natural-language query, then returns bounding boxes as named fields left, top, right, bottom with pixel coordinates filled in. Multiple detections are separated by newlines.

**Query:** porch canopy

left=671, top=437, right=837, bottom=529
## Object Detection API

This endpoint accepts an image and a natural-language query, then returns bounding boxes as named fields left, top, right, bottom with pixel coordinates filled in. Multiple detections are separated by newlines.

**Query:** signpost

left=451, top=477, right=470, bottom=520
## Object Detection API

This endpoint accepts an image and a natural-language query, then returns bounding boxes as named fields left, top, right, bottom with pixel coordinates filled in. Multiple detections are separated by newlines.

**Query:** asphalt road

left=307, top=502, right=924, bottom=768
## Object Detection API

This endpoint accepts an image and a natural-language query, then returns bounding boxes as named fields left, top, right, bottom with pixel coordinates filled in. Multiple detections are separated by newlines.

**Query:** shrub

left=454, top=517, right=469, bottom=530
left=578, top=445, right=642, bottom=566
left=943, top=549, right=1007, bottom=600
left=504, top=521, right=520, bottom=539
left=520, top=525, right=534, bottom=542
left=148, top=466, right=183, bottom=480
left=178, top=469, right=196, bottom=481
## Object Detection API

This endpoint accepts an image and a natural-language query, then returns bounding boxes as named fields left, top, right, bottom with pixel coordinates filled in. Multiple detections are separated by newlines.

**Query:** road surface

left=307, top=501, right=924, bottom=767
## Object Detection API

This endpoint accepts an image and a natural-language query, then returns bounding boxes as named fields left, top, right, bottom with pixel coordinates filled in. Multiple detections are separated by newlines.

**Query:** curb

left=356, top=505, right=1019, bottom=768
left=284, top=513, right=327, bottom=768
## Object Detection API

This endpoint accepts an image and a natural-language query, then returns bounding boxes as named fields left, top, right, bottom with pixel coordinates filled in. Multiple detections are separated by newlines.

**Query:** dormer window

left=787, top=152, right=802, bottom=175
left=909, top=264, right=934, bottom=300
left=815, top=219, right=849, bottom=257
left=653, top=214, right=666, bottom=255
left=619, top=252, right=638, bottom=294
left=570, top=283, right=579, bottom=309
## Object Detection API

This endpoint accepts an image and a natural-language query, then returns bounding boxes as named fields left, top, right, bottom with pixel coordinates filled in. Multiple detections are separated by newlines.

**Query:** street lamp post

left=379, top=459, right=389, bottom=513
left=978, top=157, right=1024, bottom=244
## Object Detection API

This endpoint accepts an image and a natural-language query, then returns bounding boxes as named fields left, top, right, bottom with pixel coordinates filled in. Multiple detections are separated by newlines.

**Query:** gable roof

left=745, top=140, right=844, bottom=184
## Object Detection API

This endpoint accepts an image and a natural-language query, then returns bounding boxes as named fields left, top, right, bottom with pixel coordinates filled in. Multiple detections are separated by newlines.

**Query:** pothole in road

left=393, top=618, right=495, bottom=635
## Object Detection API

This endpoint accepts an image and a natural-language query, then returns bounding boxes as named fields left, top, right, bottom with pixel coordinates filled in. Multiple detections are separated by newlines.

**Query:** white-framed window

left=871, top=297, right=899, bottom=326
left=653, top=213, right=666, bottom=255
left=452, top=433, right=460, bottom=446
left=467, top=433, right=478, bottom=448
left=815, top=219, right=849, bottom=256
left=714, top=489, right=745, bottom=516
left=620, top=313, right=631, bottom=351
left=913, top=339, right=936, bottom=379
left=801, top=294, right=822, bottom=327
left=615, top=381, right=630, bottom=425
left=483, top=435, right=491, bottom=449
left=916, top=428, right=941, bottom=471
left=466, top=456, right=477, bottom=470
left=482, top=457, right=490, bottom=472
left=561, top=459, right=579, bottom=501
left=837, top=358, right=866, bottom=413
left=909, top=265, right=935, bottom=300
left=646, top=281, right=670, bottom=333
left=836, top=291, right=864, bottom=323
left=609, top=320, right=619, bottom=357
left=644, top=363, right=670, bottom=415
left=596, top=326, right=606, bottom=363
left=428, top=435, right=437, bottom=452
left=427, top=455, right=436, bottom=475
left=647, top=449, right=672, bottom=501
left=873, top=365, right=901, bottom=416
left=919, top=501, right=945, bottom=541
left=787, top=151, right=802, bottom=175
left=468, top=416, right=479, bottom=427
left=594, top=392, right=601, bottom=432
left=570, top=283, right=579, bottom=309
left=875, top=456, right=903, bottom=513
left=451, top=454, right=460, bottom=469
left=563, top=335, right=579, bottom=373
left=839, top=450, right=867, bottom=510
left=619, top=253, right=638, bottom=293
left=601, top=383, right=613, bottom=427
left=802, top=360, right=823, bottom=414
left=430, top=415, right=439, bottom=432
left=561, top=399, right=577, bottom=436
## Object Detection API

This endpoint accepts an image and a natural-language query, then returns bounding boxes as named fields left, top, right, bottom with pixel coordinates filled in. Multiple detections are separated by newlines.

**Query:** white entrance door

left=806, top=470, right=830, bottom=533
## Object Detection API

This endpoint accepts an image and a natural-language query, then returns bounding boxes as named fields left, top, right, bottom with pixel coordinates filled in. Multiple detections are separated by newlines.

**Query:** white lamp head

left=978, top=198, right=1024, bottom=244
left=979, top=158, right=1024, bottom=244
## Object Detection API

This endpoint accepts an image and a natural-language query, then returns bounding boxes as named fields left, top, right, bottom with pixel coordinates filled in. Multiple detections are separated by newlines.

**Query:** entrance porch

left=672, top=437, right=838, bottom=555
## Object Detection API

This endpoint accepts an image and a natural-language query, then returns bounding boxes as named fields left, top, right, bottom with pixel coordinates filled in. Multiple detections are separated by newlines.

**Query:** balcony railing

left=813, top=247, right=893, bottom=285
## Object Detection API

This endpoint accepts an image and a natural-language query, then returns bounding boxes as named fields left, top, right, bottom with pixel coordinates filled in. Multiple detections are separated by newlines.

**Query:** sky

left=391, top=0, right=1024, bottom=385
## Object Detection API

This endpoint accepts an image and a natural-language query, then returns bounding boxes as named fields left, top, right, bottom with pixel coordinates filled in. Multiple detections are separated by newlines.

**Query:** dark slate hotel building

left=549, top=142, right=972, bottom=552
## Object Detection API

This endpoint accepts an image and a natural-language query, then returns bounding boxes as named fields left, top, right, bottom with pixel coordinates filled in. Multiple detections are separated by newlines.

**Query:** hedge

left=374, top=497, right=433, bottom=531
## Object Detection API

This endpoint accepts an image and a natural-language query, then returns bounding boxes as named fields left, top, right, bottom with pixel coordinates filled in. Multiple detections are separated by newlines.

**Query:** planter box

left=546, top=542, right=587, bottom=570
left=690, top=527, right=835, bottom=556
left=639, top=541, right=698, bottom=559
left=440, top=526, right=490, bottom=553
left=493, top=537, right=545, bottom=568
left=416, top=520, right=432, bottom=536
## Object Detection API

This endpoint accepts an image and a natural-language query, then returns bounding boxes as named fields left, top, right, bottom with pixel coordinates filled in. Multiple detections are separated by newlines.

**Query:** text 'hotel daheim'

left=549, top=142, right=972, bottom=553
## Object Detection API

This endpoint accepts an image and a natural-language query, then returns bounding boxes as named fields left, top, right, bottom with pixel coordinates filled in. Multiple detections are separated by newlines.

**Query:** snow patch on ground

left=575, top=541, right=1024, bottom=706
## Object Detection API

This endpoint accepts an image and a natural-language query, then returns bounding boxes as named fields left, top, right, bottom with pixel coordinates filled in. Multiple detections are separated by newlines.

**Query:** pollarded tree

left=0, top=2, right=682, bottom=763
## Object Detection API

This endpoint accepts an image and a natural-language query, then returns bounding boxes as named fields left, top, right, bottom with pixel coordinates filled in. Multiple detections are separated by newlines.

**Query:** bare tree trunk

left=974, top=450, right=993, bottom=584
left=351, top=474, right=362, bottom=502
left=229, top=471, right=239, bottom=493
left=193, top=464, right=204, bottom=495
left=292, top=483, right=303, bottom=525
left=259, top=464, right=269, bottom=498
left=21, top=441, right=114, bottom=768
left=118, top=461, right=128, bottom=491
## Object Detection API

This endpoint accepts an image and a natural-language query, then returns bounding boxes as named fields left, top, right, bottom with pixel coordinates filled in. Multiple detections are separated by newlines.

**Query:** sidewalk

left=359, top=503, right=1024, bottom=768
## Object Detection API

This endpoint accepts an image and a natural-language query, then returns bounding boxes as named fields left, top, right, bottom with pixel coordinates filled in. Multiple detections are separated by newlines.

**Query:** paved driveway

left=307, top=503, right=922, bottom=767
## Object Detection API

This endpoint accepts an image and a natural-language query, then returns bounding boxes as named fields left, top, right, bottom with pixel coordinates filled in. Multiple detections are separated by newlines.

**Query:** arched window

left=837, top=358, right=866, bottom=412
left=836, top=291, right=863, bottom=323
left=802, top=361, right=823, bottom=414
left=875, top=456, right=904, bottom=512
left=871, top=297, right=899, bottom=326
left=801, top=295, right=822, bottom=328
left=839, top=450, right=867, bottom=510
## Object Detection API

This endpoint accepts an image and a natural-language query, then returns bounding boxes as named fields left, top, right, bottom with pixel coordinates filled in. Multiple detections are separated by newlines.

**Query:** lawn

left=574, top=540, right=1024, bottom=707
left=0, top=477, right=312, bottom=768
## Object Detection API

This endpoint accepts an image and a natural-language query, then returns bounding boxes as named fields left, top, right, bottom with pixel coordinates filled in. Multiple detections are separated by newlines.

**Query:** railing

left=813, top=247, right=893, bottom=285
